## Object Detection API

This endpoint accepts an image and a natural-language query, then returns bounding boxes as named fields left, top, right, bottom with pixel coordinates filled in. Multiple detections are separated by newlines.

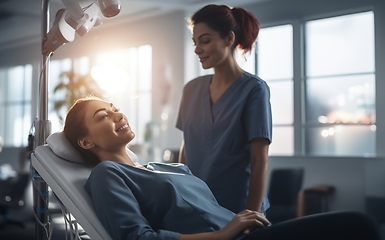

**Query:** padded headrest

left=46, top=132, right=85, bottom=163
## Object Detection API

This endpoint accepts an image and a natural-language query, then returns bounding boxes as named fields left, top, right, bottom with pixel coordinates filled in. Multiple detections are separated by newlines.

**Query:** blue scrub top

left=84, top=161, right=237, bottom=240
left=176, top=72, right=272, bottom=214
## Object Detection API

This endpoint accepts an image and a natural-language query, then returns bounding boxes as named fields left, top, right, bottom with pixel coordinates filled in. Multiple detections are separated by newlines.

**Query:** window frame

left=257, top=8, right=376, bottom=157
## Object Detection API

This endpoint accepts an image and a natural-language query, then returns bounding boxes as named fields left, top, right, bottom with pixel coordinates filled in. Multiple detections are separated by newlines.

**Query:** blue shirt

left=176, top=72, right=272, bottom=214
left=84, top=161, right=236, bottom=240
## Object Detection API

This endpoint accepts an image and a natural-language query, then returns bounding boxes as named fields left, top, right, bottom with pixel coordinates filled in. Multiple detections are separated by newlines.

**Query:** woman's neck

left=97, top=148, right=135, bottom=166
left=212, top=56, right=244, bottom=86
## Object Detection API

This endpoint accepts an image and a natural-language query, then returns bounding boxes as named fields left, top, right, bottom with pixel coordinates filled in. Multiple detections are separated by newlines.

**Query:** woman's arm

left=86, top=163, right=181, bottom=240
left=246, top=138, right=270, bottom=212
left=179, top=140, right=186, bottom=164
left=179, top=210, right=270, bottom=240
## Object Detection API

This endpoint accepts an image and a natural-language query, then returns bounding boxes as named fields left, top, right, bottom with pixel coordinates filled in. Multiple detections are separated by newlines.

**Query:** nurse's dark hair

left=63, top=95, right=102, bottom=167
left=188, top=4, right=260, bottom=54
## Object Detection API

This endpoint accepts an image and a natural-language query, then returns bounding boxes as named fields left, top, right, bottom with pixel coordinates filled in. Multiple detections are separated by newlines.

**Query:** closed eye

left=99, top=113, right=108, bottom=120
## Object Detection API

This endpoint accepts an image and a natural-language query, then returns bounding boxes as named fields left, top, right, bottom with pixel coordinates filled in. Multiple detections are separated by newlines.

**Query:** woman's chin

left=126, top=132, right=135, bottom=143
left=200, top=62, right=213, bottom=70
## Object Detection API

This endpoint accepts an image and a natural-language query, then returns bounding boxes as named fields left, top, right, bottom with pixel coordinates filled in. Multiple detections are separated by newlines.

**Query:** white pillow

left=46, top=131, right=139, bottom=164
left=46, top=132, right=84, bottom=163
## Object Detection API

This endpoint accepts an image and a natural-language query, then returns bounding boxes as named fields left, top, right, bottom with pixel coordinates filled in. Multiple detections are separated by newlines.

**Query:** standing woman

left=176, top=4, right=272, bottom=215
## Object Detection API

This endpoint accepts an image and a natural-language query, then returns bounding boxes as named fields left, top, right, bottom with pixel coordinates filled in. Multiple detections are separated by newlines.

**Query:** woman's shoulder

left=91, top=161, right=127, bottom=176
left=240, top=72, right=270, bottom=91
left=184, top=75, right=212, bottom=89
left=242, top=72, right=267, bottom=84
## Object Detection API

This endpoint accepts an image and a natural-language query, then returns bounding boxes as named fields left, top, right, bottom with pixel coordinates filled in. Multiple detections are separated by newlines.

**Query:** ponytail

left=189, top=4, right=260, bottom=54
left=231, top=7, right=260, bottom=54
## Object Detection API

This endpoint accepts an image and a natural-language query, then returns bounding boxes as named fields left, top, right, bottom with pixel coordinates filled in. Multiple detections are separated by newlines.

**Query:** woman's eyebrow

left=198, top=33, right=211, bottom=39
left=192, top=33, right=211, bottom=42
left=93, top=108, right=107, bottom=118
left=93, top=103, right=115, bottom=118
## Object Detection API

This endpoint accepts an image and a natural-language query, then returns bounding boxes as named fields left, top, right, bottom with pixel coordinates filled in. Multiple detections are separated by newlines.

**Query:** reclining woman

left=63, top=96, right=381, bottom=240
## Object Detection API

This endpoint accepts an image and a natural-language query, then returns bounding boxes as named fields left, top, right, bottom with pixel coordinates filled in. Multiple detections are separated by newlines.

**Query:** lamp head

left=98, top=0, right=121, bottom=18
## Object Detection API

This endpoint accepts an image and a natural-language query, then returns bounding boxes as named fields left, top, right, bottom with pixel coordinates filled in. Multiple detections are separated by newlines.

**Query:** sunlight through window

left=92, top=50, right=130, bottom=93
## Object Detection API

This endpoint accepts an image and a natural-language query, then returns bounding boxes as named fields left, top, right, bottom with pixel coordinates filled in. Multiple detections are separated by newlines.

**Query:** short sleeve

left=242, top=80, right=272, bottom=144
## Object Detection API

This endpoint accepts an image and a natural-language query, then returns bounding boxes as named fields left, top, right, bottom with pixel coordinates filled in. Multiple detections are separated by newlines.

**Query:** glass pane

left=306, top=12, right=374, bottom=77
left=23, top=104, right=31, bottom=147
left=24, top=64, right=32, bottom=101
left=0, top=105, right=4, bottom=141
left=74, top=56, right=90, bottom=75
left=7, top=66, right=25, bottom=102
left=5, top=104, right=23, bottom=146
left=306, top=74, right=375, bottom=124
left=0, top=68, right=6, bottom=103
left=306, top=125, right=376, bottom=156
left=137, top=93, right=152, bottom=143
left=138, top=45, right=152, bottom=91
left=49, top=102, right=65, bottom=133
left=50, top=59, right=71, bottom=101
left=269, top=126, right=294, bottom=155
left=127, top=48, right=138, bottom=96
left=257, top=25, right=293, bottom=80
left=269, top=80, right=293, bottom=124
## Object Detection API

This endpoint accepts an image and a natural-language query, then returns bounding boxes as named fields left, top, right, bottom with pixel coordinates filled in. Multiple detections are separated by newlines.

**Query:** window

left=0, top=65, right=32, bottom=147
left=257, top=24, right=294, bottom=155
left=304, top=11, right=375, bottom=156
left=49, top=58, right=72, bottom=132
left=48, top=45, right=153, bottom=147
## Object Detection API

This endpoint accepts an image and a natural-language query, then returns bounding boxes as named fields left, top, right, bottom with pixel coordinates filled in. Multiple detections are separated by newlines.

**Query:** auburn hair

left=63, top=96, right=102, bottom=167
left=188, top=4, right=260, bottom=54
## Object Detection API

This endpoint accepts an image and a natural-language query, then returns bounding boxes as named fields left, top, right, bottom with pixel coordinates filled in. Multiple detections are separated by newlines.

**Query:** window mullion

left=292, top=19, right=304, bottom=155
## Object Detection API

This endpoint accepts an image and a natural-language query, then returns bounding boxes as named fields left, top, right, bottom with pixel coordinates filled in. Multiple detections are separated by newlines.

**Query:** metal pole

left=32, top=0, right=51, bottom=239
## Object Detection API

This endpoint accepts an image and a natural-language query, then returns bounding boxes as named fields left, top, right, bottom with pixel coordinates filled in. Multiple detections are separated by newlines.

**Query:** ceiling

left=0, top=0, right=267, bottom=49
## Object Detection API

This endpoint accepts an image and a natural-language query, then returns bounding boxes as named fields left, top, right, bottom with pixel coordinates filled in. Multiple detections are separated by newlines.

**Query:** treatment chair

left=31, top=132, right=112, bottom=240
left=266, top=168, right=304, bottom=224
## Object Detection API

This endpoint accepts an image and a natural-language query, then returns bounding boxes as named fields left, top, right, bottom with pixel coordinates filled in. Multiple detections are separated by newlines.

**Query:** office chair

left=266, top=168, right=304, bottom=224
left=162, top=149, right=179, bottom=163
left=0, top=172, right=30, bottom=229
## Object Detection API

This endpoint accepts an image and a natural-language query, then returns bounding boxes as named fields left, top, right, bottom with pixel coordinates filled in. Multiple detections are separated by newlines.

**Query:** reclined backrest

left=31, top=132, right=112, bottom=240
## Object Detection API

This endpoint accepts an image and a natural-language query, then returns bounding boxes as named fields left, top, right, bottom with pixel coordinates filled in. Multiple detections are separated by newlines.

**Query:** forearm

left=179, top=210, right=270, bottom=240
left=179, top=232, right=221, bottom=240
left=247, top=138, right=269, bottom=212
left=246, top=161, right=267, bottom=211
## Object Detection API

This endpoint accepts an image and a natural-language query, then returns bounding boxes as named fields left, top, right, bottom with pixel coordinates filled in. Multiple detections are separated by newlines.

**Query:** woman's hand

left=179, top=210, right=270, bottom=240
left=217, top=210, right=271, bottom=240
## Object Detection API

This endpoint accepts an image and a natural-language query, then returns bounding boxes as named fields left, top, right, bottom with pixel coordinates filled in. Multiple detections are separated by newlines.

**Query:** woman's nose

left=194, top=45, right=202, bottom=55
left=114, top=112, right=124, bottom=122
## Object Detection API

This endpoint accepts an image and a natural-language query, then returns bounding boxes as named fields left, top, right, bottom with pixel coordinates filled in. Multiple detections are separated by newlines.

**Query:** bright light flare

left=91, top=65, right=129, bottom=93
left=321, top=129, right=329, bottom=138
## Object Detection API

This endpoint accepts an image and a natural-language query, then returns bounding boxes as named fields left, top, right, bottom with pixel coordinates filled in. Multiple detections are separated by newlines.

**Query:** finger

left=239, top=211, right=271, bottom=227
left=256, top=215, right=271, bottom=226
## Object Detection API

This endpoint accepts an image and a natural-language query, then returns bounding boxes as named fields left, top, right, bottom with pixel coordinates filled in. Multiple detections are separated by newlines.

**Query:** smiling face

left=79, top=100, right=135, bottom=153
left=192, top=23, right=233, bottom=69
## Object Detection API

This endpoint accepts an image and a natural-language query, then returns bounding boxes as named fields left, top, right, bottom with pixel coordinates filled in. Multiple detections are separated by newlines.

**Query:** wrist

left=212, top=230, right=225, bottom=240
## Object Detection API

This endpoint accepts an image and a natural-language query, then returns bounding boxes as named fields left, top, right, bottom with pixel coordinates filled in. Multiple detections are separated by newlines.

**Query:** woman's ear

left=77, top=138, right=95, bottom=150
left=227, top=31, right=235, bottom=47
